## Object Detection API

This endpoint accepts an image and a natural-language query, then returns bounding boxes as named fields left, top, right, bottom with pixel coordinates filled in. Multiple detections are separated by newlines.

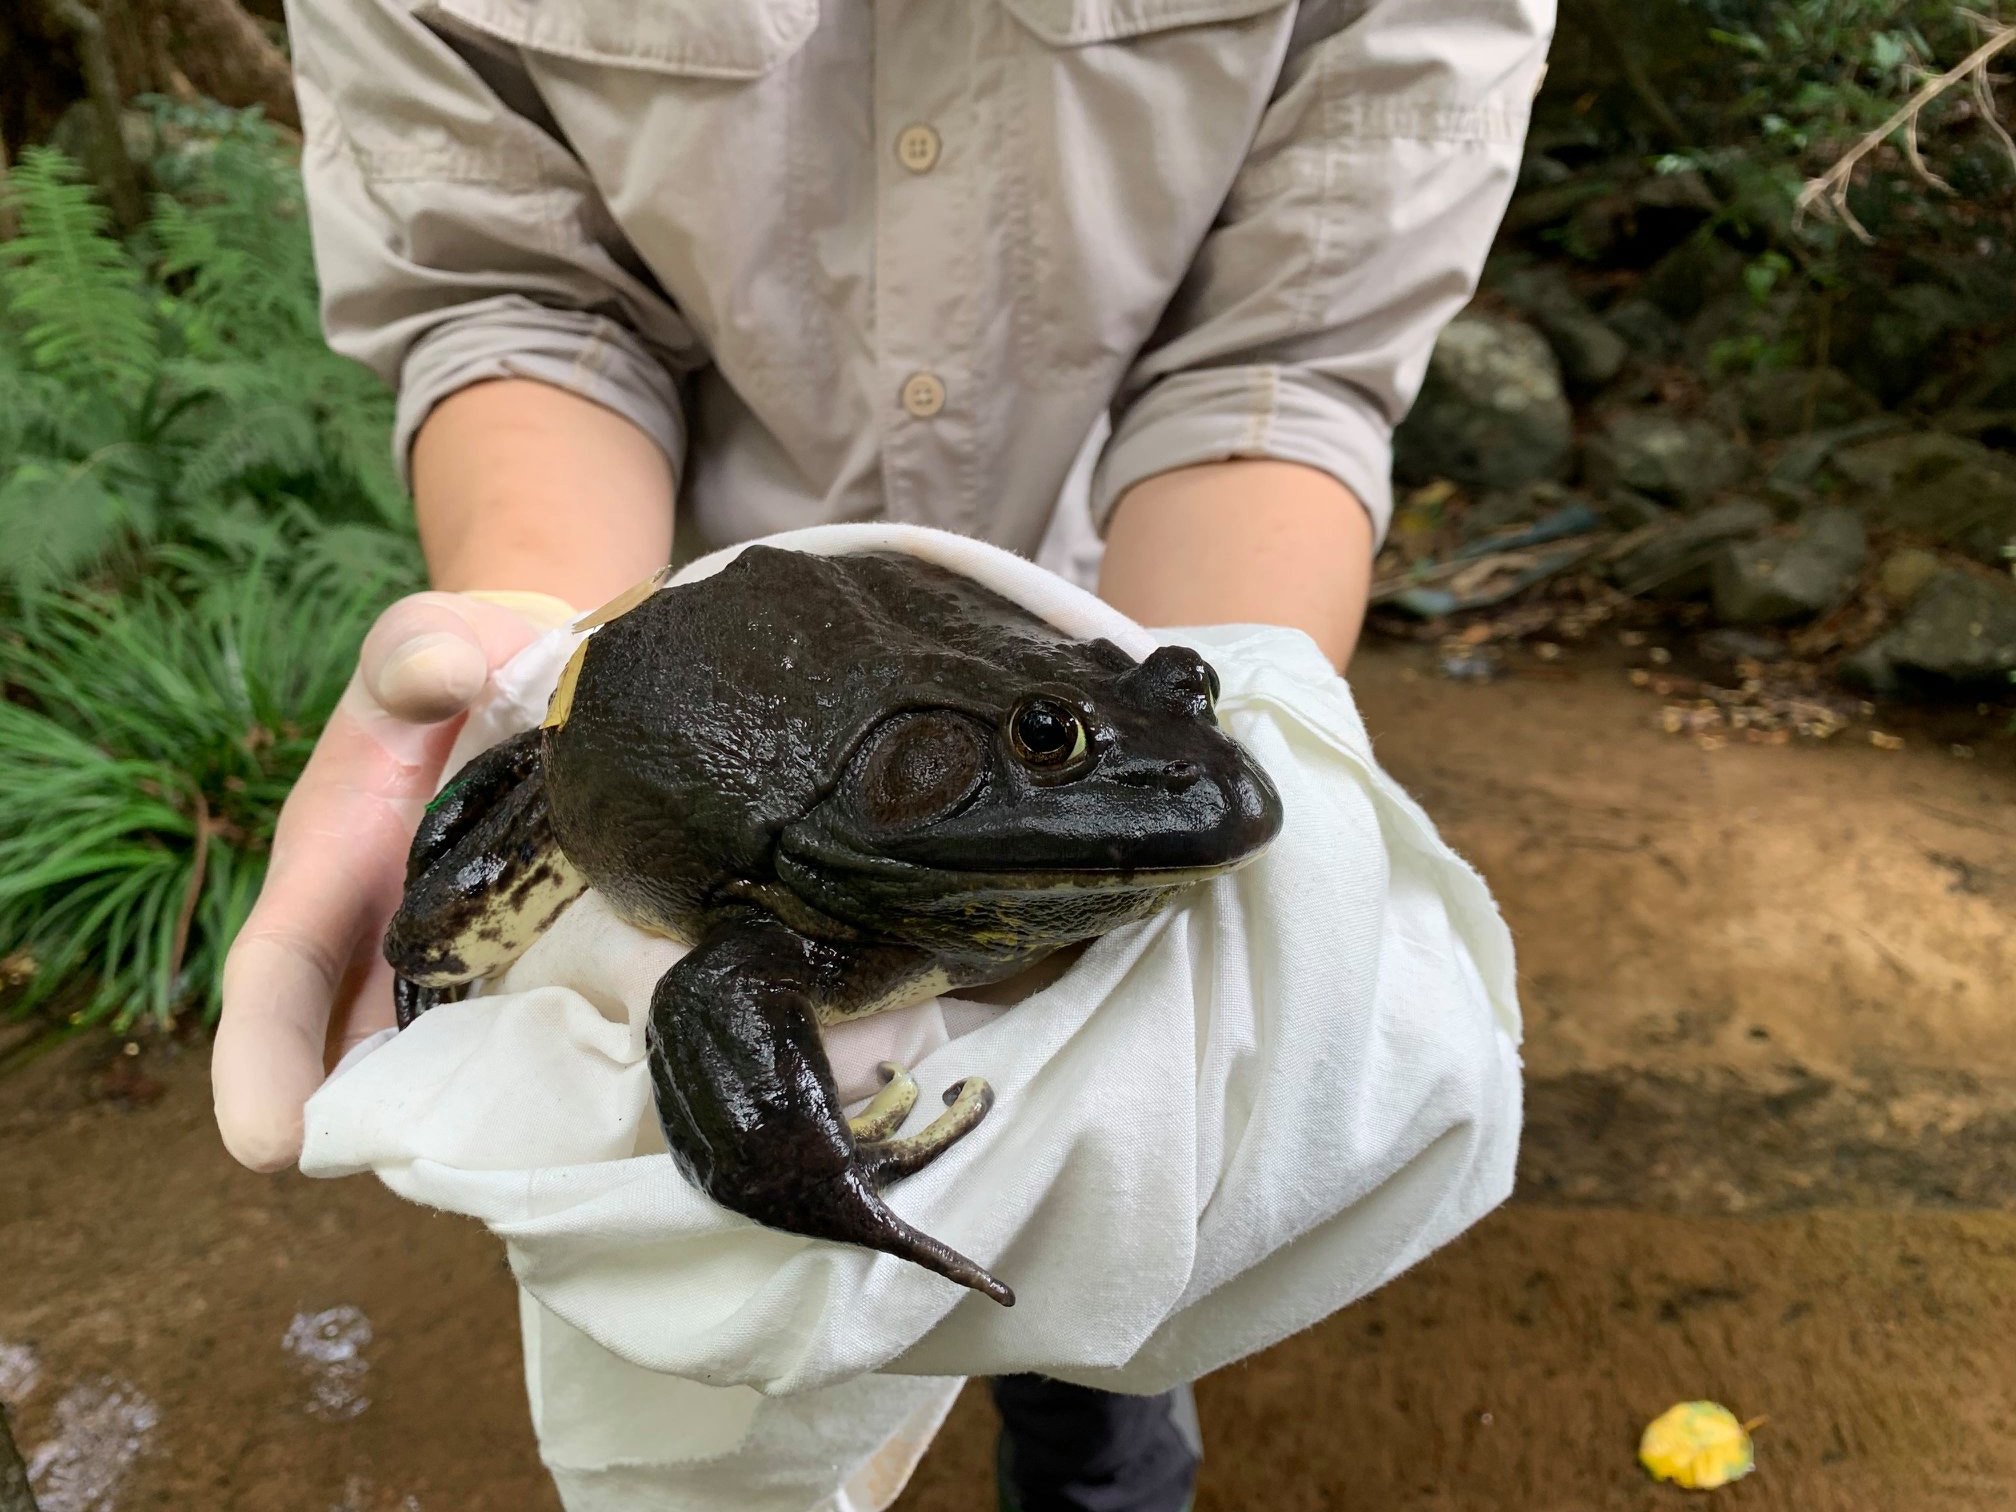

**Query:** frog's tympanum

left=384, top=548, right=1283, bottom=1306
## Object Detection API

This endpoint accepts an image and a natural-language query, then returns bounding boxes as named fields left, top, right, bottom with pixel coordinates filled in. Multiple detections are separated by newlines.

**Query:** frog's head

left=777, top=638, right=1283, bottom=955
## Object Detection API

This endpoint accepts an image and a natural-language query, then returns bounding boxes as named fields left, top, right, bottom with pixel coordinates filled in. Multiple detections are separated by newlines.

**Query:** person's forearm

left=410, top=378, right=677, bottom=608
left=1097, top=460, right=1374, bottom=668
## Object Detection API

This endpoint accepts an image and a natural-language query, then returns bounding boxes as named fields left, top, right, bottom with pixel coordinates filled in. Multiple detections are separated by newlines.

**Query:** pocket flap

left=1000, top=0, right=1289, bottom=47
left=427, top=0, right=818, bottom=78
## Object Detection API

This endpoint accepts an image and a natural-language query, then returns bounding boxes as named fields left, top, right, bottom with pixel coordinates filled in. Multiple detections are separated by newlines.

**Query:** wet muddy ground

left=2, top=644, right=2011, bottom=1510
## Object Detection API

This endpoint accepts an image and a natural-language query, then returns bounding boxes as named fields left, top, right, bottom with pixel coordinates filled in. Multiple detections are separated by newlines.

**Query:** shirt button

left=900, top=372, right=946, bottom=418
left=895, top=124, right=941, bottom=174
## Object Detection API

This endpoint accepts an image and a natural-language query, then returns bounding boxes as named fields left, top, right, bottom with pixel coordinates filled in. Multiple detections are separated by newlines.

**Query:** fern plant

left=0, top=124, right=407, bottom=596
left=0, top=528, right=421, bottom=1028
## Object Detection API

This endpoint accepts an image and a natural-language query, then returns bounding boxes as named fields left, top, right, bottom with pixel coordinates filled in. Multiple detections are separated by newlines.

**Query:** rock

left=1828, top=432, right=2016, bottom=565
left=1393, top=314, right=1574, bottom=491
left=1696, top=628, right=1787, bottom=664
left=1518, top=152, right=1574, bottom=193
left=1496, top=266, right=1629, bottom=393
left=1604, top=299, right=1683, bottom=361
left=1843, top=570, right=2016, bottom=694
left=1840, top=283, right=1967, bottom=406
left=1877, top=547, right=1946, bottom=608
left=1605, top=498, right=1775, bottom=598
left=1583, top=412, right=1748, bottom=508
left=1711, top=506, right=1868, bottom=626
left=1639, top=235, right=1747, bottom=322
left=1767, top=417, right=1909, bottom=490
left=1500, top=179, right=1614, bottom=238
left=47, top=103, right=163, bottom=182
left=1634, top=171, right=1720, bottom=215
left=1830, top=431, right=1983, bottom=491
left=1602, top=488, right=1670, bottom=532
left=1732, top=368, right=1880, bottom=439
left=1954, top=342, right=2016, bottom=411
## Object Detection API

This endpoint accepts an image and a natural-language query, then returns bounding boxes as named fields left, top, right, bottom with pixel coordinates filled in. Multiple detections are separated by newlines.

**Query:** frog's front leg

left=384, top=730, right=586, bottom=1028
left=647, top=915, right=1013, bottom=1306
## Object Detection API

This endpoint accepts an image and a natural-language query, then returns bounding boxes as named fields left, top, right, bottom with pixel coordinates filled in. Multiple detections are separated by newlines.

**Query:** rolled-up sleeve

left=285, top=0, right=695, bottom=484
left=1090, top=0, right=1555, bottom=546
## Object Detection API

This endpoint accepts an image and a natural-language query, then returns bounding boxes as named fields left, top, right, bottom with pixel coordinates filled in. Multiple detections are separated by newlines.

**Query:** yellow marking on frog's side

left=604, top=896, right=695, bottom=947
left=814, top=965, right=954, bottom=1026
left=544, top=641, right=591, bottom=730
left=571, top=564, right=674, bottom=633
left=417, top=846, right=588, bottom=985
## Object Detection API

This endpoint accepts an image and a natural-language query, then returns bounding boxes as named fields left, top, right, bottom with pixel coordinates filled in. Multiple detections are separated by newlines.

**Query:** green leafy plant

left=0, top=125, right=405, bottom=596
left=1687, top=0, right=2013, bottom=250
left=0, top=533, right=419, bottom=1029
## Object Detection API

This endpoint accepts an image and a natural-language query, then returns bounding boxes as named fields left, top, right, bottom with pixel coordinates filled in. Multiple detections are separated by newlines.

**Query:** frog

left=383, top=546, right=1283, bottom=1307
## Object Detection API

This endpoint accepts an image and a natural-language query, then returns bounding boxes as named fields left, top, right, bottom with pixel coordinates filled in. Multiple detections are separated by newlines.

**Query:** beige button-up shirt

left=288, top=0, right=1553, bottom=557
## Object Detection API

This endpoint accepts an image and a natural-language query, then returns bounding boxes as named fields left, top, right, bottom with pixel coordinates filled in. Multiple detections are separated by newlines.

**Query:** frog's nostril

left=1162, top=759, right=1202, bottom=792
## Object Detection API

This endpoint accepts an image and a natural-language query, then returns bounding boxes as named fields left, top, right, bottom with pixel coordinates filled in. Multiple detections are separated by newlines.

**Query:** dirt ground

left=2, top=643, right=2011, bottom=1511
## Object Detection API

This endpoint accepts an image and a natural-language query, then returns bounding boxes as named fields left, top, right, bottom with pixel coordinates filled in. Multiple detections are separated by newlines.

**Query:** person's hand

left=212, top=590, right=573, bottom=1171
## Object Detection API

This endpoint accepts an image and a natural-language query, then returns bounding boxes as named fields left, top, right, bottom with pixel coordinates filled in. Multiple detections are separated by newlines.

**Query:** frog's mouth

left=778, top=836, right=1264, bottom=893
left=779, top=758, right=1283, bottom=894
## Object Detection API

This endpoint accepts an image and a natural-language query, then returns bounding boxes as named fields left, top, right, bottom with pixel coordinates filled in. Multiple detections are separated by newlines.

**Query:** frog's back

left=541, top=548, right=1117, bottom=931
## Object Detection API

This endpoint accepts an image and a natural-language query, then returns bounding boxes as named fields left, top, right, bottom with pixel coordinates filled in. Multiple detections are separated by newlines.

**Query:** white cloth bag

left=302, top=524, right=1522, bottom=1511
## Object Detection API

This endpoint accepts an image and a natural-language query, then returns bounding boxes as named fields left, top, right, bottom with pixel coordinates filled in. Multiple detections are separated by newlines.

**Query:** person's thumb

left=356, top=590, right=572, bottom=725
left=212, top=590, right=571, bottom=1172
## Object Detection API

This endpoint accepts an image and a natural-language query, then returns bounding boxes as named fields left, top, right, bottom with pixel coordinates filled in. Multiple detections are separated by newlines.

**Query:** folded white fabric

left=302, top=523, right=1522, bottom=1512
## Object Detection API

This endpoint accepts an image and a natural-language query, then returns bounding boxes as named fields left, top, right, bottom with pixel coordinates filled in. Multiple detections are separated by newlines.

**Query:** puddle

left=24, top=1377, right=160, bottom=1512
left=282, top=1306, right=374, bottom=1422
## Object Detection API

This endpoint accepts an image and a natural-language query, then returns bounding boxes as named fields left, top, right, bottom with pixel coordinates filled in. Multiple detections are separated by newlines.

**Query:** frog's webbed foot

left=384, top=728, right=585, bottom=1026
left=857, top=1076, right=994, bottom=1183
left=648, top=920, right=1013, bottom=1306
left=393, top=975, right=466, bottom=1030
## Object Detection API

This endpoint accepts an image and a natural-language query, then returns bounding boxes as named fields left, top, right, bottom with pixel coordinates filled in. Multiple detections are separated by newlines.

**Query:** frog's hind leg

left=384, top=730, right=585, bottom=1027
left=647, top=918, right=1013, bottom=1306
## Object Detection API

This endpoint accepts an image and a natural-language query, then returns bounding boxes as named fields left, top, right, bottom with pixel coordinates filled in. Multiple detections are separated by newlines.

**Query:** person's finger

left=212, top=593, right=549, bottom=1170
left=357, top=592, right=549, bottom=724
left=213, top=698, right=437, bottom=1170
left=329, top=953, right=401, bottom=1063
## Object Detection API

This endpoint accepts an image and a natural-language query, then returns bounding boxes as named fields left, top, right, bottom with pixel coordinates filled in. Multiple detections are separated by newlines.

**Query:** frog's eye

left=1009, top=698, right=1089, bottom=769
left=1203, top=661, right=1221, bottom=708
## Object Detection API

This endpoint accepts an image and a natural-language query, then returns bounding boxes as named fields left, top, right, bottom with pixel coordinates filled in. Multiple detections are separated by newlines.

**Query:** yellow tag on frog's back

left=545, top=640, right=590, bottom=730
left=572, top=564, right=674, bottom=633
left=546, top=564, right=675, bottom=730
left=1639, top=1401, right=1759, bottom=1490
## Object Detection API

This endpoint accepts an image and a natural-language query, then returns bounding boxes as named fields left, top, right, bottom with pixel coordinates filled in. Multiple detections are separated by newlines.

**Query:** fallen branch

left=1796, top=18, right=2016, bottom=242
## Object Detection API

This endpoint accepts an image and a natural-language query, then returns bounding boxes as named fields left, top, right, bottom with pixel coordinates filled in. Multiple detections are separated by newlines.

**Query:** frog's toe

left=848, top=1062, right=919, bottom=1143
left=393, top=976, right=466, bottom=1029
left=860, top=1076, right=994, bottom=1184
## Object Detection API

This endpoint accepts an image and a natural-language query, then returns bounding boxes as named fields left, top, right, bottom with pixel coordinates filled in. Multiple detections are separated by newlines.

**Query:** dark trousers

left=990, top=1375, right=1200, bottom=1512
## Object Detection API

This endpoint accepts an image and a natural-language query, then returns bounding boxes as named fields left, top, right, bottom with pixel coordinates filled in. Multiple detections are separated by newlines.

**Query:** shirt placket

left=871, top=0, right=981, bottom=534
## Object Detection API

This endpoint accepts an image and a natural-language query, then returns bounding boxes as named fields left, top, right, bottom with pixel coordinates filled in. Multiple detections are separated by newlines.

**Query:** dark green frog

left=384, top=547, right=1282, bottom=1307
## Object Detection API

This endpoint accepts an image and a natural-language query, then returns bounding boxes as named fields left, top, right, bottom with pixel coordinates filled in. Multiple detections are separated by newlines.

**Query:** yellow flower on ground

left=1639, top=1401, right=1758, bottom=1490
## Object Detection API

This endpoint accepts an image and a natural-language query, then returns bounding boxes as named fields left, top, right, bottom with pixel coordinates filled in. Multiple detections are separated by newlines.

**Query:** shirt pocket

left=424, top=0, right=817, bottom=78
left=422, top=0, right=827, bottom=406
left=990, top=0, right=1295, bottom=378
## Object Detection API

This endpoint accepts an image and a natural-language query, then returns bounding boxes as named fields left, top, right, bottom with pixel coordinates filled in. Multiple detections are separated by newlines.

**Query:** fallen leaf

left=1639, top=1401, right=1759, bottom=1490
